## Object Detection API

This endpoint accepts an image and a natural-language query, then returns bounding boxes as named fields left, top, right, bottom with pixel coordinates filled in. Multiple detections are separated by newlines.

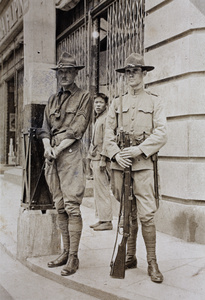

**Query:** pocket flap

left=65, top=108, right=76, bottom=114
left=116, top=107, right=129, bottom=113
left=138, top=106, right=153, bottom=114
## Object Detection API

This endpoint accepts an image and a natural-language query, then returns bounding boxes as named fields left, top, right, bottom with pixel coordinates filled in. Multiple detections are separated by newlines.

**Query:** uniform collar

left=129, top=86, right=144, bottom=96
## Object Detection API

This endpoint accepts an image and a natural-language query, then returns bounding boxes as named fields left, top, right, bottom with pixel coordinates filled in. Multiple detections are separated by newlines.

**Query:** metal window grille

left=57, top=0, right=145, bottom=97
left=57, top=25, right=88, bottom=90
left=56, top=0, right=145, bottom=155
left=106, top=0, right=145, bottom=101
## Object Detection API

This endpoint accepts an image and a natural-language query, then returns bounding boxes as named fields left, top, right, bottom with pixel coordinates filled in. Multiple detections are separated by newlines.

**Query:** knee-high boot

left=48, top=212, right=69, bottom=268
left=142, top=224, right=163, bottom=283
left=61, top=215, right=82, bottom=276
left=125, top=218, right=138, bottom=269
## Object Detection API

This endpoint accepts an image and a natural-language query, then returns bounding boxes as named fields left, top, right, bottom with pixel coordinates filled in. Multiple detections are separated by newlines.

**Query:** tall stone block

left=17, top=209, right=61, bottom=260
left=16, top=0, right=60, bottom=259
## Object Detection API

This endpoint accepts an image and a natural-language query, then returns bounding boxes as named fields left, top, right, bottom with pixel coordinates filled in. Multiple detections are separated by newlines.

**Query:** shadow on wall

left=174, top=212, right=198, bottom=243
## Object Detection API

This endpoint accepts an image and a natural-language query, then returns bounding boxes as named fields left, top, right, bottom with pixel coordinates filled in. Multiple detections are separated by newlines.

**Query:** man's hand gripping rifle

left=110, top=77, right=133, bottom=279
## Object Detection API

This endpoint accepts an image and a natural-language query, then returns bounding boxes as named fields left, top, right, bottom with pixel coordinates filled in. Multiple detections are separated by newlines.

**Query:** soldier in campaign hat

left=104, top=53, right=167, bottom=283
left=40, top=52, right=92, bottom=276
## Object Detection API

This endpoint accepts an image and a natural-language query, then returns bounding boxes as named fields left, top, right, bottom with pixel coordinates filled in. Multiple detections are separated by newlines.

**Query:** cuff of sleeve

left=38, top=130, right=50, bottom=140
left=111, top=151, right=120, bottom=162
left=65, top=129, right=81, bottom=140
left=138, top=145, right=150, bottom=159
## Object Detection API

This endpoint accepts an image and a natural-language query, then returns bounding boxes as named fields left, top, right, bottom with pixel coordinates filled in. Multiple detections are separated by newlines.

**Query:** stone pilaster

left=23, top=0, right=57, bottom=106
left=17, top=0, right=61, bottom=260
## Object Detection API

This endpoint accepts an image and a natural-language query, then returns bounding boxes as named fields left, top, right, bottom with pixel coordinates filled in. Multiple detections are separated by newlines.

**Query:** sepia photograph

left=0, top=0, right=205, bottom=299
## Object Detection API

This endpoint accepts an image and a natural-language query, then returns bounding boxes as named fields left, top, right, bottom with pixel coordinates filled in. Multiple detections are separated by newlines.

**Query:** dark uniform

left=40, top=52, right=92, bottom=276
left=41, top=84, right=91, bottom=215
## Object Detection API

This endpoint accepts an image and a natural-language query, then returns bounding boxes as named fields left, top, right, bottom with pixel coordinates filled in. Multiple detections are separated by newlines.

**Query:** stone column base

left=17, top=208, right=61, bottom=260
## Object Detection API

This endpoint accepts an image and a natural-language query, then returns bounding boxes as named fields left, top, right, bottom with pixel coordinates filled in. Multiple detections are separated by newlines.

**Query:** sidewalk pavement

left=0, top=173, right=205, bottom=300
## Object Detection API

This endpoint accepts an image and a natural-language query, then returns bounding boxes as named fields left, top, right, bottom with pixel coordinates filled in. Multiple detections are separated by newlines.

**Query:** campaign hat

left=116, top=53, right=154, bottom=73
left=52, top=52, right=85, bottom=71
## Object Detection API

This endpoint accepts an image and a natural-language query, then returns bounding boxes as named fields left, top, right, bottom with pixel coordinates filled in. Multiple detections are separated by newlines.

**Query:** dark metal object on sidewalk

left=21, top=104, right=54, bottom=211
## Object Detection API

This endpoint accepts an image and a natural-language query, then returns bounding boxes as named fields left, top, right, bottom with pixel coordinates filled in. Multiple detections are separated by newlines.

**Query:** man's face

left=57, top=68, right=78, bottom=87
left=125, top=67, right=146, bottom=88
left=94, top=97, right=107, bottom=114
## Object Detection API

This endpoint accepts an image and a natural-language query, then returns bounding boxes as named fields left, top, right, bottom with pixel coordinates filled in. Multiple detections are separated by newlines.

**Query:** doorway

left=6, top=78, right=16, bottom=165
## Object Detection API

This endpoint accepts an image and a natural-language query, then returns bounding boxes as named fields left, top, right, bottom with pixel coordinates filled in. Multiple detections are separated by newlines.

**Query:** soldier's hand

left=115, top=152, right=132, bottom=168
left=121, top=146, right=142, bottom=158
left=44, top=146, right=56, bottom=161
left=53, top=146, right=60, bottom=158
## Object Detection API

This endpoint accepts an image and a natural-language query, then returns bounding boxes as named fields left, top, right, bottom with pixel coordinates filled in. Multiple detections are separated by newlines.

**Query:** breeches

left=45, top=145, right=86, bottom=216
left=111, top=169, right=157, bottom=225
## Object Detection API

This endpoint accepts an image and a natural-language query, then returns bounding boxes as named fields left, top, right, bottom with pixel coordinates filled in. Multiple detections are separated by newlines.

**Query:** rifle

left=110, top=76, right=133, bottom=279
left=110, top=132, right=133, bottom=279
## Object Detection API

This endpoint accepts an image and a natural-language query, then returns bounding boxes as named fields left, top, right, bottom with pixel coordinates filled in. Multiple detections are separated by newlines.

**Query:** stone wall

left=144, top=0, right=205, bottom=244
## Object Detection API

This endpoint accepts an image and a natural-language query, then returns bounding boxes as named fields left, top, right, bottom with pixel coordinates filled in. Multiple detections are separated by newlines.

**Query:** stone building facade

left=144, top=0, right=205, bottom=244
left=0, top=0, right=204, bottom=243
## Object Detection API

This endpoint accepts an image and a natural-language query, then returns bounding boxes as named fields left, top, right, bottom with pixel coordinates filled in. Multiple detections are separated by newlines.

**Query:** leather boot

left=148, top=260, right=163, bottom=283
left=89, top=221, right=101, bottom=228
left=61, top=215, right=82, bottom=275
left=48, top=249, right=69, bottom=268
left=125, top=218, right=138, bottom=269
left=48, top=212, right=70, bottom=268
left=142, top=224, right=163, bottom=283
left=61, top=254, right=79, bottom=276
left=125, top=255, right=137, bottom=269
left=93, top=221, right=113, bottom=231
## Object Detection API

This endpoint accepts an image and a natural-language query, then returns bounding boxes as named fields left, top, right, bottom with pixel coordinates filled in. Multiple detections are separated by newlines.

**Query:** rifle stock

left=110, top=237, right=127, bottom=279
left=110, top=132, right=132, bottom=279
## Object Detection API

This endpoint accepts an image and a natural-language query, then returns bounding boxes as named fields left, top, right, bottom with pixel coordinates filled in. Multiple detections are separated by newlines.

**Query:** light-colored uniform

left=104, top=88, right=167, bottom=224
left=88, top=109, right=113, bottom=221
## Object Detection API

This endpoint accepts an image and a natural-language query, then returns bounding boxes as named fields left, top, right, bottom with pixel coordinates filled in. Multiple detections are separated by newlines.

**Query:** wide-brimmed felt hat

left=52, top=52, right=85, bottom=71
left=116, top=53, right=154, bottom=73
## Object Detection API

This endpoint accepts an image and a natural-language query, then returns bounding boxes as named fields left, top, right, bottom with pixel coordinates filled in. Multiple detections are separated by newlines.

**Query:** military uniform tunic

left=41, top=83, right=92, bottom=216
left=104, top=88, right=167, bottom=223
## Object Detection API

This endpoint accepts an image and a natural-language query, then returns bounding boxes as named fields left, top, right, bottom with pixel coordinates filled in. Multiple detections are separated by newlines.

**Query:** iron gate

left=106, top=0, right=145, bottom=99
left=57, top=0, right=145, bottom=152
left=57, top=0, right=145, bottom=97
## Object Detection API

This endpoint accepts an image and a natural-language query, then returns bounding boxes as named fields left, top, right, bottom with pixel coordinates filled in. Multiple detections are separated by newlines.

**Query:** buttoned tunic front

left=41, top=83, right=92, bottom=216
left=104, top=88, right=167, bottom=223
left=105, top=89, right=167, bottom=170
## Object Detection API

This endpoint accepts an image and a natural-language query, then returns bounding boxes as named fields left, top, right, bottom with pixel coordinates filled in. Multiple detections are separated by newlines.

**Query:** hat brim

left=51, top=65, right=85, bottom=71
left=116, top=65, right=154, bottom=73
